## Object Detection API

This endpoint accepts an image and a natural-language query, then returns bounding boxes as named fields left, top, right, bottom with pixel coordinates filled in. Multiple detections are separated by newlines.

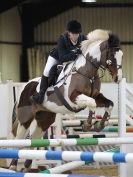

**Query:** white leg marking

left=75, top=94, right=96, bottom=109
left=105, top=106, right=113, bottom=115
left=16, top=123, right=28, bottom=139
left=29, top=119, right=43, bottom=138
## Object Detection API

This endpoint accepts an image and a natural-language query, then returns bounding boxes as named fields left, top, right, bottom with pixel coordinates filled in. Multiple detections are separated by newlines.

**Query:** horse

left=9, top=29, right=123, bottom=171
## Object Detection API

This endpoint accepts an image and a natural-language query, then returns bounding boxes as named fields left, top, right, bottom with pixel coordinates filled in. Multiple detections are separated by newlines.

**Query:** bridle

left=56, top=46, right=122, bottom=85
left=74, top=46, right=122, bottom=82
left=105, top=47, right=122, bottom=77
left=82, top=47, right=122, bottom=74
left=85, top=46, right=122, bottom=70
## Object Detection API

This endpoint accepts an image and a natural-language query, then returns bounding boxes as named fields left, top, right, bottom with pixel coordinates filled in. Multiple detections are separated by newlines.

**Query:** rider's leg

left=31, top=75, right=48, bottom=104
left=31, top=56, right=58, bottom=104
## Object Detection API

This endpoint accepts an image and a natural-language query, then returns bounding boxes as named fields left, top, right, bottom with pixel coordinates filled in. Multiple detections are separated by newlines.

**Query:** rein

left=54, top=45, right=121, bottom=112
left=55, top=51, right=106, bottom=86
left=55, top=46, right=121, bottom=86
left=55, top=57, right=79, bottom=85
left=75, top=46, right=122, bottom=83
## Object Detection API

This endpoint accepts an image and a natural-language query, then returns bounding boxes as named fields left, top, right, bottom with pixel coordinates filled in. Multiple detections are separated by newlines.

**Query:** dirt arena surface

left=0, top=159, right=6, bottom=167
left=72, top=166, right=118, bottom=176
left=0, top=159, right=118, bottom=176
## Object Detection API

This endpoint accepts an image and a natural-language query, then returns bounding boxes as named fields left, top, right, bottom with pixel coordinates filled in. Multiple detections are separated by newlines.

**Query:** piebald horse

left=10, top=29, right=123, bottom=171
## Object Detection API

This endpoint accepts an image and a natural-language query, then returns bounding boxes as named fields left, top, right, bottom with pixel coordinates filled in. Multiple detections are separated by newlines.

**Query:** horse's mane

left=81, top=29, right=110, bottom=53
left=81, top=29, right=121, bottom=54
left=108, top=33, right=120, bottom=48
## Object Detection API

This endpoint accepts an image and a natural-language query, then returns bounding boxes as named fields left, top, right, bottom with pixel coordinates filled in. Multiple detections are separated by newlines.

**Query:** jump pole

left=57, top=133, right=118, bottom=138
left=62, top=117, right=133, bottom=127
left=118, top=78, right=131, bottom=177
left=40, top=147, right=119, bottom=174
left=41, top=161, right=87, bottom=174
left=118, top=78, right=126, bottom=177
left=0, top=173, right=112, bottom=177
left=0, top=137, right=133, bottom=147
left=97, top=127, right=133, bottom=133
left=1, top=149, right=133, bottom=163
left=62, top=119, right=119, bottom=127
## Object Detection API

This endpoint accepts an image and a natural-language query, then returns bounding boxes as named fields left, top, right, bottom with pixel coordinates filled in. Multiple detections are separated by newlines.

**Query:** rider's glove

left=72, top=48, right=82, bottom=55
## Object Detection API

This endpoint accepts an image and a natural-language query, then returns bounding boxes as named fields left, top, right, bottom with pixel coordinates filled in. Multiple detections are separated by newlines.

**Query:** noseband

left=106, top=47, right=122, bottom=70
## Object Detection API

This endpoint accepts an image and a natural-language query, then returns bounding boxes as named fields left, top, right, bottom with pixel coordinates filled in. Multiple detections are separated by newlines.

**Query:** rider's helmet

left=66, top=20, right=82, bottom=33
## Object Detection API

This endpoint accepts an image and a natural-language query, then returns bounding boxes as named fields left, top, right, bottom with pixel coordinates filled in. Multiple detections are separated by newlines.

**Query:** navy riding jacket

left=50, top=33, right=87, bottom=63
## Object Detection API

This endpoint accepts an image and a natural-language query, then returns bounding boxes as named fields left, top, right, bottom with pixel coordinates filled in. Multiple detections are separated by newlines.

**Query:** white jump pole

left=54, top=113, right=63, bottom=166
left=118, top=78, right=127, bottom=177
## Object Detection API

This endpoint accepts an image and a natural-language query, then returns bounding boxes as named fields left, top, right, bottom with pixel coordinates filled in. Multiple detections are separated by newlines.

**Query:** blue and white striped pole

left=0, top=173, right=111, bottom=177
left=0, top=149, right=133, bottom=163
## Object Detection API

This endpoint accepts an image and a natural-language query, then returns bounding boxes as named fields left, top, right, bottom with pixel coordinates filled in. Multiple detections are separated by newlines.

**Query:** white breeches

left=43, top=56, right=58, bottom=77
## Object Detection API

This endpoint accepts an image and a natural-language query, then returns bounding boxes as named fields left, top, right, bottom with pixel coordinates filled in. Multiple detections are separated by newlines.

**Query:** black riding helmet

left=66, top=20, right=82, bottom=33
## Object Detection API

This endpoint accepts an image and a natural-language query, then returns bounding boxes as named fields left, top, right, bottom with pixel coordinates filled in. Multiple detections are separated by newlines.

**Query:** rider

left=31, top=20, right=87, bottom=104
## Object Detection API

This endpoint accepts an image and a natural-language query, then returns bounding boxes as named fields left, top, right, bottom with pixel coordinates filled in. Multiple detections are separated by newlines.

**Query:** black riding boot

left=31, top=75, right=48, bottom=104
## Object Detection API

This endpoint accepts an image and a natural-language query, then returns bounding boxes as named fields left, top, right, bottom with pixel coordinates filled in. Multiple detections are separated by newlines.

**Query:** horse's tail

left=11, top=101, right=19, bottom=137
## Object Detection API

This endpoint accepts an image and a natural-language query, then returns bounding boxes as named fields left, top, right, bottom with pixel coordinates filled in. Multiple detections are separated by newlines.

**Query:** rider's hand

left=72, top=48, right=82, bottom=55
left=76, top=48, right=82, bottom=54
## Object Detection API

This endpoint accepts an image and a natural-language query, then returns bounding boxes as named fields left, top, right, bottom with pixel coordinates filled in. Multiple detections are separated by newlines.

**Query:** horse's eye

left=106, top=60, right=112, bottom=65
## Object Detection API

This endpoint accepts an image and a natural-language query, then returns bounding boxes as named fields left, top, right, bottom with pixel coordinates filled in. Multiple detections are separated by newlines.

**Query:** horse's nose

left=114, top=76, right=118, bottom=83
left=115, top=74, right=122, bottom=83
left=112, top=74, right=118, bottom=83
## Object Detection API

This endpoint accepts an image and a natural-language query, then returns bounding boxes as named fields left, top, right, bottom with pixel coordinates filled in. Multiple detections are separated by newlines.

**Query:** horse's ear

left=108, top=33, right=120, bottom=48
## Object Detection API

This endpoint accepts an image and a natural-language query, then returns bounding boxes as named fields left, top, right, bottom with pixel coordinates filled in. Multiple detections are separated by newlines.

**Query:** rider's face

left=68, top=32, right=80, bottom=42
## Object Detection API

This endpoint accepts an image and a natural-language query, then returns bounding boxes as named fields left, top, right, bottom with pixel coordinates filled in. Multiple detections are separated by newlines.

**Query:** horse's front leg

left=94, top=93, right=114, bottom=132
left=75, top=94, right=96, bottom=131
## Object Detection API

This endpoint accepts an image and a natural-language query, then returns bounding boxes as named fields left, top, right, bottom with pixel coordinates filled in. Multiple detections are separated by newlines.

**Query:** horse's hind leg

left=94, top=93, right=114, bottom=132
left=22, top=111, right=55, bottom=172
left=22, top=119, right=44, bottom=172
left=75, top=94, right=96, bottom=131
left=9, top=121, right=31, bottom=171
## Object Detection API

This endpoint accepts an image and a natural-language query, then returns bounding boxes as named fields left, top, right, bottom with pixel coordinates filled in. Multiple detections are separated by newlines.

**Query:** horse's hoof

left=21, top=168, right=30, bottom=173
left=82, top=120, right=92, bottom=132
left=9, top=165, right=17, bottom=171
left=94, top=121, right=105, bottom=132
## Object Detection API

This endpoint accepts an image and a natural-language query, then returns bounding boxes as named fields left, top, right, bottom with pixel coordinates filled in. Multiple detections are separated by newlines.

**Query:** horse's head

left=104, top=33, right=123, bottom=83
left=81, top=29, right=123, bottom=83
